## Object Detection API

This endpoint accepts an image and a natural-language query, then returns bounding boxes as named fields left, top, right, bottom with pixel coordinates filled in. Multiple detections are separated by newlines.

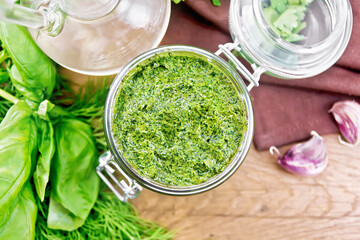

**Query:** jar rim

left=104, top=45, right=254, bottom=195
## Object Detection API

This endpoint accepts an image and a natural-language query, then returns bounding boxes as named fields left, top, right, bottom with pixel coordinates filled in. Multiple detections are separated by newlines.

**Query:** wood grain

left=132, top=134, right=360, bottom=240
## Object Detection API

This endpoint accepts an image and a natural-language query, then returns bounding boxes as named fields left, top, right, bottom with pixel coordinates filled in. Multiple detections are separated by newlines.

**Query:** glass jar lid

left=229, top=0, right=353, bottom=79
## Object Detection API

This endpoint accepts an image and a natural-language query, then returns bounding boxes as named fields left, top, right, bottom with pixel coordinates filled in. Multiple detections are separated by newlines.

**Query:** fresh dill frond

left=0, top=99, right=11, bottom=122
left=52, top=75, right=111, bottom=152
left=36, top=191, right=175, bottom=240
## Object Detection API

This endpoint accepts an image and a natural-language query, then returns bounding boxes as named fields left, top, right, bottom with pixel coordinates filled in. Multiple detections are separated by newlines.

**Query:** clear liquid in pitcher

left=28, top=0, right=170, bottom=76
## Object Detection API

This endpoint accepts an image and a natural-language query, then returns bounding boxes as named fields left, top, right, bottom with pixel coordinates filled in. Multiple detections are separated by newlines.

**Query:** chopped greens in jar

left=112, top=53, right=247, bottom=186
left=262, top=0, right=314, bottom=42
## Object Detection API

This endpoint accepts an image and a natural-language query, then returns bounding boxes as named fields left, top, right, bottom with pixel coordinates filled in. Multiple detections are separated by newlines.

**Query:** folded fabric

left=161, top=0, right=360, bottom=150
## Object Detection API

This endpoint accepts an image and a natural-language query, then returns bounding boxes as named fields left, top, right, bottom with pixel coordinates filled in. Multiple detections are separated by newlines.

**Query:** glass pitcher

left=0, top=0, right=171, bottom=75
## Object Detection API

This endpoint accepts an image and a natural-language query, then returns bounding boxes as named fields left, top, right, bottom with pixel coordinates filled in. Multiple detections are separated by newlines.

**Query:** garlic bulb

left=270, top=131, right=328, bottom=176
left=329, top=100, right=360, bottom=147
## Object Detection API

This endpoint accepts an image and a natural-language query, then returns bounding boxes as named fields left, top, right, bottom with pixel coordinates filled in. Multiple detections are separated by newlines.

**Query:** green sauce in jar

left=112, top=53, right=247, bottom=186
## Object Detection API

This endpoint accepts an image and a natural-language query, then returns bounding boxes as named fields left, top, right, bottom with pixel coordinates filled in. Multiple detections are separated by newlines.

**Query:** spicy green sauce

left=112, top=53, right=247, bottom=186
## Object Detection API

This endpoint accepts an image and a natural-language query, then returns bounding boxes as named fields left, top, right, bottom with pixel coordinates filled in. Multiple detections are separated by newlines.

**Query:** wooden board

left=132, top=134, right=360, bottom=240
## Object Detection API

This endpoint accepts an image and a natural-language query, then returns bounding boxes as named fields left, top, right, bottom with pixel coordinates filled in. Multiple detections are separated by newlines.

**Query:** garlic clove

left=329, top=100, right=360, bottom=147
left=270, top=131, right=328, bottom=176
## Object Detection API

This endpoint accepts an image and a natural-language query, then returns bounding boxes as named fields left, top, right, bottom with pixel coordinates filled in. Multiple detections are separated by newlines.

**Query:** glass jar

left=229, top=0, right=353, bottom=79
left=97, top=0, right=353, bottom=201
left=97, top=45, right=254, bottom=201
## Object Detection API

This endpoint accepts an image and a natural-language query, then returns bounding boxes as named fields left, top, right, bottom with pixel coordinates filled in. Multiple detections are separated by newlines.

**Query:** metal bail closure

left=215, top=41, right=266, bottom=91
left=96, top=151, right=142, bottom=202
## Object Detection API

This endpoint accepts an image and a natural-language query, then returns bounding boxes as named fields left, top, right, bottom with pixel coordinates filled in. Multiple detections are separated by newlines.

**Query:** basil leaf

left=0, top=182, right=37, bottom=240
left=47, top=194, right=84, bottom=231
left=33, top=120, right=55, bottom=201
left=33, top=100, right=56, bottom=201
left=0, top=22, right=56, bottom=102
left=9, top=64, right=43, bottom=107
left=0, top=101, right=37, bottom=227
left=50, top=118, right=100, bottom=230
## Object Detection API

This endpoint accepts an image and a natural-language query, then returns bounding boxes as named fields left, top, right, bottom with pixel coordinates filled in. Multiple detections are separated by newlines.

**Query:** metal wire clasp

left=96, top=151, right=142, bottom=202
left=215, top=41, right=265, bottom=91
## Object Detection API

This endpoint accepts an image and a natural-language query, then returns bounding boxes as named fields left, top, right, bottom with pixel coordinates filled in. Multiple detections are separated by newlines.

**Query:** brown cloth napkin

left=161, top=0, right=360, bottom=150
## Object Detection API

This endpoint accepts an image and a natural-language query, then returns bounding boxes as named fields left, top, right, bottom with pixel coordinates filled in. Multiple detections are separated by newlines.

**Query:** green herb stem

left=0, top=88, right=19, bottom=104
left=0, top=50, right=9, bottom=63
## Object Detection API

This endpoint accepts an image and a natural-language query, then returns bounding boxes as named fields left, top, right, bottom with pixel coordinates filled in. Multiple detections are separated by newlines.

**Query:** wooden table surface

left=132, top=134, right=360, bottom=240
left=64, top=70, right=360, bottom=240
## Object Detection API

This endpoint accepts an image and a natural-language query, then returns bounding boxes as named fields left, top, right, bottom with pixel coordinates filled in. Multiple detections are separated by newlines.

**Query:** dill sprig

left=52, top=75, right=111, bottom=152
left=36, top=191, right=175, bottom=240
left=0, top=99, right=11, bottom=122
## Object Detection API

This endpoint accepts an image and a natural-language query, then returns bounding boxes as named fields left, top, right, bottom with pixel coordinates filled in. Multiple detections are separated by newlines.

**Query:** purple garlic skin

left=329, top=100, right=360, bottom=147
left=277, top=132, right=328, bottom=176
